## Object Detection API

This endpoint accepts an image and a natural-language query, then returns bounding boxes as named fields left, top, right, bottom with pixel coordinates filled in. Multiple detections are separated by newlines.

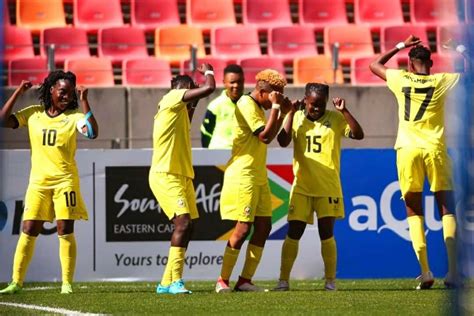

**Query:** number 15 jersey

left=386, top=69, right=460, bottom=151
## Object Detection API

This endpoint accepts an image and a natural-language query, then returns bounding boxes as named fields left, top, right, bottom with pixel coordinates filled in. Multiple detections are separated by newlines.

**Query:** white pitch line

left=0, top=302, right=103, bottom=316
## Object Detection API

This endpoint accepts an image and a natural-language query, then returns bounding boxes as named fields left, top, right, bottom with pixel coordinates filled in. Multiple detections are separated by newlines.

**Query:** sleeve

left=239, top=101, right=265, bottom=134
left=159, top=89, right=188, bottom=112
left=334, top=111, right=351, bottom=138
left=441, top=73, right=461, bottom=92
left=386, top=69, right=403, bottom=93
left=291, top=110, right=302, bottom=140
left=13, top=105, right=40, bottom=128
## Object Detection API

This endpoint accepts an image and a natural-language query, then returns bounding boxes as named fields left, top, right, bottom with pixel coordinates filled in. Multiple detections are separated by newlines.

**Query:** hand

left=292, top=99, right=304, bottom=112
left=268, top=91, right=284, bottom=105
left=18, top=80, right=32, bottom=93
left=404, top=35, right=422, bottom=48
left=280, top=97, right=292, bottom=115
left=332, top=97, right=346, bottom=111
left=197, top=63, right=214, bottom=74
left=76, top=86, right=88, bottom=101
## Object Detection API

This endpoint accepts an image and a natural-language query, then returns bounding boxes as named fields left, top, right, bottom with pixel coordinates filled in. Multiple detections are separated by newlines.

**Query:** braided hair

left=409, top=45, right=431, bottom=62
left=305, top=83, right=329, bottom=97
left=38, top=70, right=78, bottom=111
left=171, top=75, right=195, bottom=89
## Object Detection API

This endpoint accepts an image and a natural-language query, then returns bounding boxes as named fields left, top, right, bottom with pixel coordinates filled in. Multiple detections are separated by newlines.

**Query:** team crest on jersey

left=61, top=117, right=70, bottom=124
left=177, top=198, right=186, bottom=208
left=243, top=206, right=252, bottom=216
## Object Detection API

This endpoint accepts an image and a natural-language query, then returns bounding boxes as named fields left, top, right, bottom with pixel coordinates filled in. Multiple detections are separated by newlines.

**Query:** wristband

left=85, top=120, right=95, bottom=139
left=395, top=42, right=405, bottom=50
left=204, top=70, right=214, bottom=76
left=456, top=44, right=466, bottom=54
left=272, top=103, right=281, bottom=110
left=84, top=111, right=93, bottom=120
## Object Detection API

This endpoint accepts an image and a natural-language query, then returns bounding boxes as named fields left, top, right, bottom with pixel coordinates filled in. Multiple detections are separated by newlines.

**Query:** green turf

left=0, top=279, right=460, bottom=315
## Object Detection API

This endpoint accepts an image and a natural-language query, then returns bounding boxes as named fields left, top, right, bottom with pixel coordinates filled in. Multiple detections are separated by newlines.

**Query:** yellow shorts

left=149, top=172, right=199, bottom=220
left=220, top=180, right=272, bottom=222
left=288, top=192, right=344, bottom=224
left=23, top=184, right=88, bottom=222
left=396, top=147, right=453, bottom=197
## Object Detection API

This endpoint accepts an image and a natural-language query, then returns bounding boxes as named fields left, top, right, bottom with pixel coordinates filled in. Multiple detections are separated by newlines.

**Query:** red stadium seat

left=324, top=25, right=373, bottom=62
left=122, top=58, right=172, bottom=87
left=65, top=57, right=115, bottom=87
left=293, top=55, right=343, bottom=85
left=436, top=25, right=465, bottom=55
left=16, top=0, right=66, bottom=33
left=98, top=27, right=148, bottom=65
left=298, top=0, right=348, bottom=30
left=74, top=0, right=124, bottom=33
left=186, top=0, right=236, bottom=30
left=410, top=0, right=459, bottom=26
left=350, top=56, right=398, bottom=86
left=8, top=57, right=48, bottom=86
left=181, top=57, right=230, bottom=86
left=239, top=57, right=286, bottom=85
left=381, top=25, right=428, bottom=52
left=130, top=0, right=180, bottom=31
left=3, top=0, right=10, bottom=25
left=430, top=53, right=464, bottom=73
left=268, top=26, right=317, bottom=61
left=242, top=0, right=292, bottom=30
left=155, top=25, right=206, bottom=65
left=3, top=25, right=35, bottom=63
left=211, top=26, right=261, bottom=60
left=354, top=0, right=404, bottom=29
left=40, top=27, right=90, bottom=64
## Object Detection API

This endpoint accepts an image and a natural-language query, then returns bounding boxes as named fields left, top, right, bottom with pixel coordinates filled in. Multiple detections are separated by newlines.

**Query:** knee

left=22, top=222, right=42, bottom=236
left=233, top=225, right=251, bottom=242
left=174, top=217, right=192, bottom=235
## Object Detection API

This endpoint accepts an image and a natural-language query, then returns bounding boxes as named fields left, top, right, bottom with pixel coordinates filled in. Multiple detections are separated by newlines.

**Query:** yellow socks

left=220, top=246, right=240, bottom=281
left=279, top=236, right=299, bottom=281
left=168, top=246, right=186, bottom=283
left=12, top=233, right=37, bottom=286
left=58, top=234, right=77, bottom=284
left=321, top=237, right=337, bottom=281
left=160, top=258, right=173, bottom=286
left=442, top=214, right=457, bottom=275
left=241, top=244, right=263, bottom=280
left=407, top=215, right=430, bottom=273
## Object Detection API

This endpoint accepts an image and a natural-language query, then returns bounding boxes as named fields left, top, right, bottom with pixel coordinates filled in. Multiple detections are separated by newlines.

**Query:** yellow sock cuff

left=284, top=236, right=299, bottom=246
left=240, top=244, right=263, bottom=280
left=442, top=214, right=456, bottom=238
left=224, top=246, right=240, bottom=257
left=247, top=244, right=263, bottom=259
left=321, top=236, right=335, bottom=245
left=169, top=246, right=186, bottom=257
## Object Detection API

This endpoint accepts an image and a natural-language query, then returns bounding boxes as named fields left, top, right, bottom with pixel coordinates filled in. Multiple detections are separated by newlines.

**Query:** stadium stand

left=436, top=25, right=465, bottom=55
left=293, top=55, right=343, bottom=85
left=241, top=0, right=293, bottom=30
left=381, top=25, right=428, bottom=52
left=122, top=57, right=172, bottom=87
left=298, top=0, right=348, bottom=30
left=98, top=26, right=148, bottom=65
left=239, top=57, right=286, bottom=85
left=186, top=0, right=236, bottom=30
left=130, top=0, right=180, bottom=31
left=267, top=25, right=318, bottom=61
left=181, top=57, right=230, bottom=86
left=353, top=0, right=404, bottom=29
left=40, top=27, right=90, bottom=64
left=410, top=0, right=459, bottom=26
left=3, top=25, right=35, bottom=63
left=73, top=0, right=124, bottom=33
left=65, top=57, right=115, bottom=87
left=324, top=25, right=374, bottom=62
left=16, top=0, right=66, bottom=32
left=8, top=57, right=48, bottom=85
left=430, top=53, right=465, bottom=73
left=350, top=56, right=398, bottom=85
left=3, top=0, right=10, bottom=25
left=155, top=25, right=206, bottom=64
left=211, top=25, right=261, bottom=60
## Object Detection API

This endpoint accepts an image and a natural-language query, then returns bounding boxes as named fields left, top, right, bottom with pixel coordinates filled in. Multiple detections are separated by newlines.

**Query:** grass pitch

left=0, top=279, right=457, bottom=315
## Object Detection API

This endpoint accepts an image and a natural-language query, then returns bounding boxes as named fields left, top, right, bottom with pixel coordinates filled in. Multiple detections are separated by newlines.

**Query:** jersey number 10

left=42, top=129, right=57, bottom=146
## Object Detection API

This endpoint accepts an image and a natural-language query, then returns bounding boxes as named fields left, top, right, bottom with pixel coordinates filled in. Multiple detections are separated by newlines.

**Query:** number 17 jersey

left=386, top=69, right=460, bottom=150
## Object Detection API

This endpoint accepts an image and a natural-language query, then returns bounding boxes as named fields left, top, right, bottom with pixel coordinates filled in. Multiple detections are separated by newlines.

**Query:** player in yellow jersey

left=0, top=71, right=98, bottom=295
left=149, top=64, right=215, bottom=295
left=215, top=69, right=291, bottom=292
left=370, top=35, right=463, bottom=289
left=273, top=83, right=364, bottom=291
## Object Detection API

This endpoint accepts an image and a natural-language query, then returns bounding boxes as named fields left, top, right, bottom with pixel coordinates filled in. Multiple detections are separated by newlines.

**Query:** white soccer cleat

left=416, top=271, right=434, bottom=290
left=215, top=277, right=232, bottom=293
left=272, top=280, right=289, bottom=291
left=324, top=280, right=336, bottom=291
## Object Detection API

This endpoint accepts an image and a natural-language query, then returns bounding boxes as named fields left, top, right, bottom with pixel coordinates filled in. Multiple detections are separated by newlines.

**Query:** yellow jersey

left=224, top=94, right=267, bottom=185
left=150, top=89, right=194, bottom=178
left=207, top=90, right=236, bottom=149
left=386, top=69, right=460, bottom=150
left=14, top=105, right=84, bottom=188
left=291, top=110, right=351, bottom=197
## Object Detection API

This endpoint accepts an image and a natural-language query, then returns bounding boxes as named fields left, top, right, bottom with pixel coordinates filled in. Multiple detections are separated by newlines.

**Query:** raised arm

left=369, top=35, right=421, bottom=81
left=442, top=39, right=471, bottom=73
left=77, top=86, right=99, bottom=139
left=333, top=98, right=364, bottom=140
left=277, top=99, right=302, bottom=147
left=0, top=80, right=32, bottom=128
left=257, top=93, right=291, bottom=144
left=182, top=63, right=216, bottom=103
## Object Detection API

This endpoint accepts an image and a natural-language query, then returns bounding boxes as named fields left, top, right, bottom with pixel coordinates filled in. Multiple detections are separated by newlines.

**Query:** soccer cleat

left=234, top=277, right=265, bottom=292
left=169, top=279, right=192, bottom=294
left=272, top=280, right=290, bottom=291
left=415, top=271, right=435, bottom=290
left=443, top=273, right=457, bottom=289
left=0, top=282, right=22, bottom=295
left=156, top=284, right=170, bottom=294
left=61, top=283, right=73, bottom=294
left=215, top=277, right=231, bottom=293
left=324, top=280, right=337, bottom=291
